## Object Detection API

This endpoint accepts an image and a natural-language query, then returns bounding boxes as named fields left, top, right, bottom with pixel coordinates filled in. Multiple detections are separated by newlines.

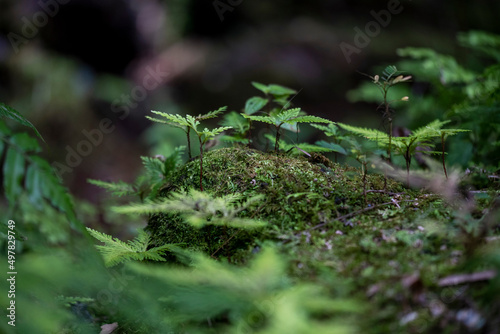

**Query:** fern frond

left=337, top=123, right=388, bottom=140
left=141, top=156, right=165, bottom=182
left=382, top=65, right=398, bottom=81
left=286, top=115, right=332, bottom=125
left=196, top=106, right=227, bottom=121
left=87, top=179, right=136, bottom=197
left=86, top=227, right=177, bottom=267
left=274, top=108, right=301, bottom=124
left=112, top=190, right=266, bottom=229
left=242, top=114, right=275, bottom=125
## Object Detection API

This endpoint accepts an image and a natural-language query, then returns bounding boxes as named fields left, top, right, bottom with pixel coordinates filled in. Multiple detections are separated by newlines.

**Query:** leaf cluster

left=0, top=108, right=81, bottom=236
left=395, top=30, right=500, bottom=169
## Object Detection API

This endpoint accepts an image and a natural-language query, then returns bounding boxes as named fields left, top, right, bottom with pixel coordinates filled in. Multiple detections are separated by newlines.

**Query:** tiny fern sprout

left=243, top=107, right=332, bottom=153
left=361, top=65, right=412, bottom=162
left=147, top=106, right=227, bottom=159
left=146, top=107, right=230, bottom=191
left=194, top=125, right=232, bottom=191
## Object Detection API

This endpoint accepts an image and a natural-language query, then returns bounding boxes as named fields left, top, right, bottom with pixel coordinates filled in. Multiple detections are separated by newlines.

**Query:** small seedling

left=362, top=65, right=411, bottom=161
left=243, top=107, right=331, bottom=153
left=147, top=107, right=231, bottom=191
left=147, top=107, right=227, bottom=159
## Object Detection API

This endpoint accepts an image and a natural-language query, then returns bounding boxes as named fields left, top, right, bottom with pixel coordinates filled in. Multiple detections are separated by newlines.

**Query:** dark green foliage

left=2, top=42, right=498, bottom=334
left=394, top=30, right=500, bottom=170
left=0, top=116, right=81, bottom=234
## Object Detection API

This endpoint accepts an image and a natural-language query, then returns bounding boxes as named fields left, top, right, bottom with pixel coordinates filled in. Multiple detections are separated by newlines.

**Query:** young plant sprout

left=243, top=107, right=332, bottom=153
left=365, top=66, right=412, bottom=162
left=147, top=107, right=231, bottom=191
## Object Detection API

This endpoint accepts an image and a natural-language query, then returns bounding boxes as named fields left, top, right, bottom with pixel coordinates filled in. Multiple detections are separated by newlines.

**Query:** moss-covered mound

left=146, top=147, right=423, bottom=260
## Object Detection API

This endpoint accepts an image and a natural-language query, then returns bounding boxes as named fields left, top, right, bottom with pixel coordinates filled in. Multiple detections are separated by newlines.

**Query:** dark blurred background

left=1, top=0, right=499, bottom=203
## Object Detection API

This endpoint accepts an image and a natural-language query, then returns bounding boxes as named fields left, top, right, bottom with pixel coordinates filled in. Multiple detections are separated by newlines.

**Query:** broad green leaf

left=32, top=156, right=81, bottom=230
left=267, top=84, right=297, bottom=96
left=25, top=164, right=43, bottom=209
left=0, top=119, right=11, bottom=135
left=10, top=132, right=41, bottom=153
left=0, top=102, right=45, bottom=142
left=244, top=96, right=268, bottom=115
left=3, top=147, right=25, bottom=205
left=0, top=137, right=4, bottom=159
left=251, top=81, right=270, bottom=94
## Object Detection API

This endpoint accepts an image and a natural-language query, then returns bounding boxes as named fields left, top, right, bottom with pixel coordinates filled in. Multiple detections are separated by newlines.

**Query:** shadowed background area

left=0, top=0, right=499, bottom=202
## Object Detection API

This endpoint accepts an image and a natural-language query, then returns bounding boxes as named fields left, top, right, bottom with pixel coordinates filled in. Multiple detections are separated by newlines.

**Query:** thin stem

left=405, top=147, right=411, bottom=187
left=274, top=125, right=281, bottom=153
left=362, top=161, right=367, bottom=206
left=441, top=134, right=448, bottom=179
left=199, top=136, right=204, bottom=191
left=187, top=127, right=192, bottom=159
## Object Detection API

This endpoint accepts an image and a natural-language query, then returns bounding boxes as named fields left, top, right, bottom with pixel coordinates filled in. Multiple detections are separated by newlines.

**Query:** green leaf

left=251, top=81, right=270, bottom=94
left=244, top=96, right=268, bottom=115
left=0, top=102, right=45, bottom=142
left=10, top=132, right=41, bottom=152
left=31, top=156, right=80, bottom=229
left=25, top=164, right=43, bottom=209
left=3, top=147, right=25, bottom=205
left=267, top=84, right=297, bottom=96
left=251, top=82, right=297, bottom=96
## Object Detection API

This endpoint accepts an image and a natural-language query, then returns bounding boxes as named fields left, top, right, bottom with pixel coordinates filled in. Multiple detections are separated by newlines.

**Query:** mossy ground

left=146, top=147, right=500, bottom=333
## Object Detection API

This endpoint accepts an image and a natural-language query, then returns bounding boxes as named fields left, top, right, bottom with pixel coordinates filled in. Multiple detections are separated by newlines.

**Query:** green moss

left=147, top=147, right=422, bottom=259
left=142, top=146, right=500, bottom=332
